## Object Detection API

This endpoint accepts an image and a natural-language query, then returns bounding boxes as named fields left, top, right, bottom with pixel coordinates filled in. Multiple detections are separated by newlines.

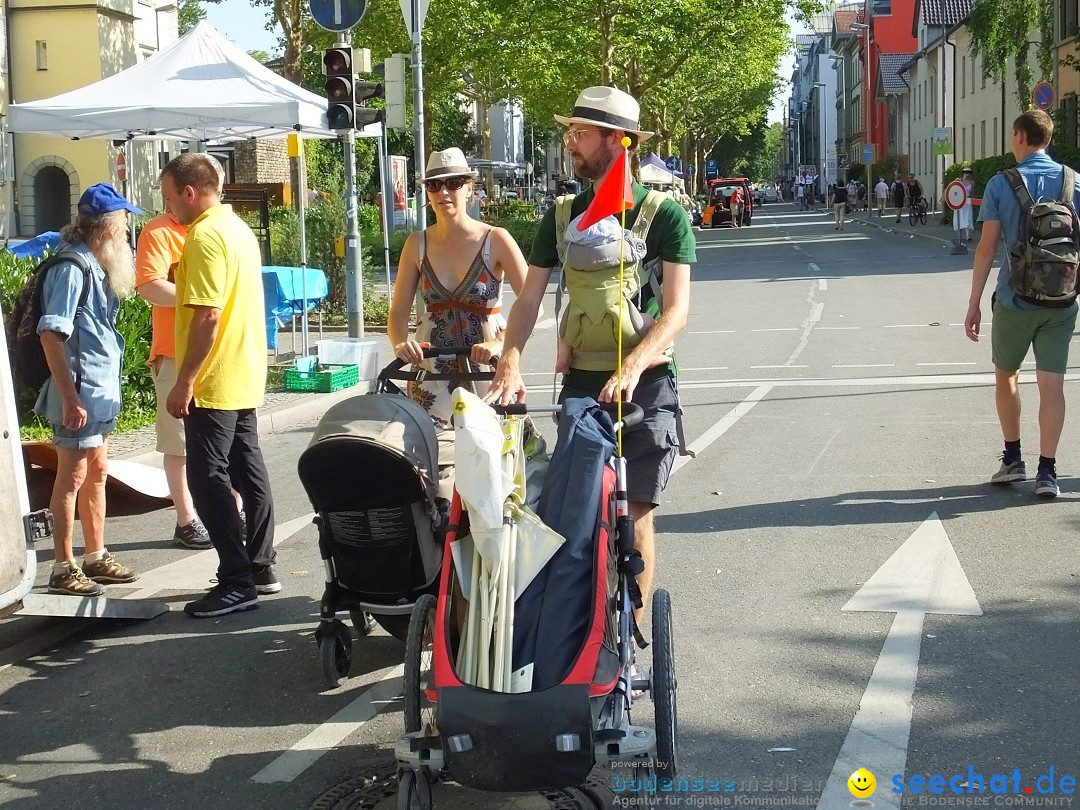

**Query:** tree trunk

left=599, top=0, right=614, bottom=85
left=276, top=0, right=304, bottom=84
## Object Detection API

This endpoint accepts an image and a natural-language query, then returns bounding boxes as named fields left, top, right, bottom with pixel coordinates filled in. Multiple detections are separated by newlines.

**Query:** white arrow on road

left=818, top=512, right=982, bottom=809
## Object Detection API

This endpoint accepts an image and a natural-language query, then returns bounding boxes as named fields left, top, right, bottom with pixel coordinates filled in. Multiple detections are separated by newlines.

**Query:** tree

left=177, top=0, right=221, bottom=34
left=968, top=0, right=1054, bottom=109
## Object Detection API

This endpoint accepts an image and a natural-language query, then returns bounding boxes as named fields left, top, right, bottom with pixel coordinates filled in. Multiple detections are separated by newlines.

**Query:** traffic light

left=323, top=47, right=385, bottom=131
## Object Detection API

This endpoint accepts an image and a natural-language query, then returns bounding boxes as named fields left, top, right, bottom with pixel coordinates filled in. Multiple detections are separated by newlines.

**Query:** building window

left=961, top=56, right=967, bottom=97
left=1063, top=94, right=1078, bottom=147
left=1061, top=0, right=1078, bottom=39
left=981, top=120, right=987, bottom=157
left=873, top=0, right=892, bottom=14
left=962, top=127, right=967, bottom=160
left=993, top=116, right=999, bottom=153
left=35, top=41, right=47, bottom=70
left=981, top=57, right=986, bottom=89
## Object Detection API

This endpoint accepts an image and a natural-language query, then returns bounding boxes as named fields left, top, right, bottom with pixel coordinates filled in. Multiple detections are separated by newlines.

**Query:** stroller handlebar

left=493, top=401, right=645, bottom=430
left=378, top=345, right=497, bottom=386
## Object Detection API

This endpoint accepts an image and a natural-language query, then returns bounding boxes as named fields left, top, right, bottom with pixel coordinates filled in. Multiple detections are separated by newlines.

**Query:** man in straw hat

left=487, top=85, right=696, bottom=621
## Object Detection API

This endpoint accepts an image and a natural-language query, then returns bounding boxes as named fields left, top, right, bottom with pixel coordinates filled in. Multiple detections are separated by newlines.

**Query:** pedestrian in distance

left=161, top=153, right=279, bottom=617
left=729, top=184, right=743, bottom=228
left=957, top=167, right=975, bottom=242
left=135, top=208, right=215, bottom=550
left=485, top=85, right=696, bottom=624
left=829, top=181, right=848, bottom=230
left=892, top=174, right=906, bottom=222
left=38, top=183, right=141, bottom=596
left=963, top=109, right=1080, bottom=498
left=796, top=182, right=806, bottom=210
left=874, top=177, right=889, bottom=217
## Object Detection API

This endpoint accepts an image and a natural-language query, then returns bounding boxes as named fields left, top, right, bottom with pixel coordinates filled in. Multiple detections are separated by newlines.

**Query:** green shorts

left=991, top=299, right=1078, bottom=374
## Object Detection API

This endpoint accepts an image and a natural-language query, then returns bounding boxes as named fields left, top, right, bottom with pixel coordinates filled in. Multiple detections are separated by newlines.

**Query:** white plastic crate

left=316, top=339, right=379, bottom=380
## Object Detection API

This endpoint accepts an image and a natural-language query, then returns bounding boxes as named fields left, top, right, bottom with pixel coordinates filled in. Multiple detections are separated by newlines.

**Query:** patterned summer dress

left=409, top=227, right=505, bottom=425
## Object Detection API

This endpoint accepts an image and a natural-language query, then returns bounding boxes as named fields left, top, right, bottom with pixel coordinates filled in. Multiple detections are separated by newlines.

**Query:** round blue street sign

left=665, top=156, right=681, bottom=172
left=1034, top=82, right=1055, bottom=111
left=686, top=164, right=695, bottom=175
left=309, top=0, right=367, bottom=32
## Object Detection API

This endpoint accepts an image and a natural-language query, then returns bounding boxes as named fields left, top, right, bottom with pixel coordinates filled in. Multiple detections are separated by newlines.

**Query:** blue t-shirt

left=978, top=151, right=1080, bottom=310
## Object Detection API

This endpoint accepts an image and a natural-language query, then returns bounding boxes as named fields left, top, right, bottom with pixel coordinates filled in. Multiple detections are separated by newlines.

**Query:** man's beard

left=574, top=145, right=616, bottom=181
left=96, top=230, right=136, bottom=299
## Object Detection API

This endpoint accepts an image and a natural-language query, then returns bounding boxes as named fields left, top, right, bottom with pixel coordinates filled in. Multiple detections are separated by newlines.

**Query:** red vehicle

left=704, top=177, right=754, bottom=227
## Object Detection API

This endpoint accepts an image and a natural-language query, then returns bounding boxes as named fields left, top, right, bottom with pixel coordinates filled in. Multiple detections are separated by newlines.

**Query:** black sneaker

left=184, top=583, right=258, bottom=618
left=252, top=564, right=281, bottom=595
left=1035, top=467, right=1060, bottom=498
left=174, top=519, right=212, bottom=550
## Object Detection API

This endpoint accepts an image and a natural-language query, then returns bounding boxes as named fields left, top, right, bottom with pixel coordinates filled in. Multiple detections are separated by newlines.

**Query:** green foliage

left=1, top=250, right=157, bottom=435
left=178, top=0, right=221, bottom=34
left=968, top=0, right=1053, bottom=109
left=363, top=288, right=390, bottom=326
left=488, top=217, right=541, bottom=260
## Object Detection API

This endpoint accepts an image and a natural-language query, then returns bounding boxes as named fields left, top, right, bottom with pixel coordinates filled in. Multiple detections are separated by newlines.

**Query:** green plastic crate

left=283, top=363, right=359, bottom=393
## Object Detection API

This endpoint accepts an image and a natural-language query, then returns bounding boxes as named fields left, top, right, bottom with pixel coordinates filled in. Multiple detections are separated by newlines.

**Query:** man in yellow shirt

left=162, top=153, right=278, bottom=618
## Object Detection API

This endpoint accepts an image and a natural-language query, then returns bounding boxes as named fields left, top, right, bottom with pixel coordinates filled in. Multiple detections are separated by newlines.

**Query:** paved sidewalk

left=848, top=206, right=976, bottom=250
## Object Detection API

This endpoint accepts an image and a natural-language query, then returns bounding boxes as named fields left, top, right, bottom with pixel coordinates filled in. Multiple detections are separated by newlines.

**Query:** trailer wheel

left=397, top=770, right=433, bottom=810
left=404, top=594, right=438, bottom=734
left=652, top=589, right=678, bottom=780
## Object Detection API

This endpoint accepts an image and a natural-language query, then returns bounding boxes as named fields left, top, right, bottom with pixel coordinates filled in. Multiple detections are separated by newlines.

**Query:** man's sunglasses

left=424, top=176, right=469, bottom=192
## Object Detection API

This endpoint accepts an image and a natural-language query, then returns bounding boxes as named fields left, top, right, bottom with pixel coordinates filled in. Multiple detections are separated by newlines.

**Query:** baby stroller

left=297, top=346, right=494, bottom=689
left=394, top=397, right=679, bottom=807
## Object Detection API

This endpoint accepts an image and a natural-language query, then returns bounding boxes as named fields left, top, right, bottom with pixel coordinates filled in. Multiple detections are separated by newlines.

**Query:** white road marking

left=533, top=318, right=556, bottom=330
left=832, top=364, right=895, bottom=368
left=751, top=365, right=809, bottom=369
left=915, top=362, right=977, bottom=367
left=689, top=330, right=736, bottom=335
left=677, top=371, right=1038, bottom=389
left=672, top=384, right=773, bottom=475
left=882, top=324, right=934, bottom=329
left=816, top=326, right=861, bottom=330
left=752, top=328, right=799, bottom=332
left=808, top=263, right=821, bottom=273
left=818, top=279, right=828, bottom=291
left=798, top=428, right=841, bottom=479
left=251, top=666, right=405, bottom=783
left=784, top=290, right=824, bottom=366
left=679, top=366, right=730, bottom=372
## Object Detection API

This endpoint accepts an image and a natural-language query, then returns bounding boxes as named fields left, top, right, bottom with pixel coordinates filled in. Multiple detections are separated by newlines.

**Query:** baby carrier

left=554, top=190, right=671, bottom=371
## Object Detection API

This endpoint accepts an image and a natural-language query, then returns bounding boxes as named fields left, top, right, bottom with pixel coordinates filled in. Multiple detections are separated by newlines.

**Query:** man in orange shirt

left=135, top=210, right=212, bottom=549
left=729, top=185, right=743, bottom=228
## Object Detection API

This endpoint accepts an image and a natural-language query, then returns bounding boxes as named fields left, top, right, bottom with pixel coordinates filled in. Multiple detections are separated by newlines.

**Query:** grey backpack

left=1005, top=166, right=1080, bottom=308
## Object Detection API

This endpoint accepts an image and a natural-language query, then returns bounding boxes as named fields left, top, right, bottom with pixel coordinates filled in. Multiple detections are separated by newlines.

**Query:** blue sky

left=205, top=0, right=803, bottom=125
left=203, top=0, right=279, bottom=54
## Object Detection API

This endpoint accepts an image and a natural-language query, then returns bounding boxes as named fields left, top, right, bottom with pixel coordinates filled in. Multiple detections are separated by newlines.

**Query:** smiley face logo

left=848, top=768, right=876, bottom=798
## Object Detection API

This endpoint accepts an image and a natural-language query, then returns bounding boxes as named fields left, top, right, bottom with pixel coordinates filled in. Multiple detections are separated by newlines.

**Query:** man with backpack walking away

left=31, top=184, right=141, bottom=595
left=486, top=86, right=696, bottom=624
left=830, top=181, right=849, bottom=230
left=964, top=109, right=1080, bottom=498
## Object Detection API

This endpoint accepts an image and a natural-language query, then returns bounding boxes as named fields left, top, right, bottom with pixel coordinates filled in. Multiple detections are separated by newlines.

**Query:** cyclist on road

left=905, top=174, right=925, bottom=224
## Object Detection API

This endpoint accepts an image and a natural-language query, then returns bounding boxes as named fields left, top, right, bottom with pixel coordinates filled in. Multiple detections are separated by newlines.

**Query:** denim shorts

left=52, top=418, right=117, bottom=451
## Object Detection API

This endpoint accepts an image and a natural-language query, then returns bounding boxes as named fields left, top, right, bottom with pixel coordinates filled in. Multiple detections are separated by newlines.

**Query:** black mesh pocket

left=326, top=506, right=426, bottom=596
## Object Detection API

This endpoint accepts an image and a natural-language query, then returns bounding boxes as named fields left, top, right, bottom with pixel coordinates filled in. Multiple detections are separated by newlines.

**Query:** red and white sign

left=945, top=180, right=968, bottom=211
left=116, top=151, right=127, bottom=183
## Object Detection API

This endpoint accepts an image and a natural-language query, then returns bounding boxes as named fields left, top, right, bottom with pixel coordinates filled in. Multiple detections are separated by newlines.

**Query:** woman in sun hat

left=957, top=167, right=975, bottom=242
left=388, top=147, right=528, bottom=425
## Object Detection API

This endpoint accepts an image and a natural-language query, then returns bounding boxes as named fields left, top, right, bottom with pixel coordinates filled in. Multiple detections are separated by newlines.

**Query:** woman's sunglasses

left=424, top=176, right=469, bottom=192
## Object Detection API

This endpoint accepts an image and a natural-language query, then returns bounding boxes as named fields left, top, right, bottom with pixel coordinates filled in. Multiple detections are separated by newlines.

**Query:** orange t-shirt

left=135, top=212, right=187, bottom=362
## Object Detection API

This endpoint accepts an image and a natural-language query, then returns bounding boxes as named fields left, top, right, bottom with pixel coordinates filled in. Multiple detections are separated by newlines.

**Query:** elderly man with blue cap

left=37, top=182, right=141, bottom=596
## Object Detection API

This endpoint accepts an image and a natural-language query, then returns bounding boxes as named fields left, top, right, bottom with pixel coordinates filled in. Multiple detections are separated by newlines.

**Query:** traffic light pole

left=410, top=0, right=426, bottom=231
left=338, top=33, right=365, bottom=338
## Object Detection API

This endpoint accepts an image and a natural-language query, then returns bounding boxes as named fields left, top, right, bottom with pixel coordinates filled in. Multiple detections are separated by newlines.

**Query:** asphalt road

left=2, top=203, right=1078, bottom=809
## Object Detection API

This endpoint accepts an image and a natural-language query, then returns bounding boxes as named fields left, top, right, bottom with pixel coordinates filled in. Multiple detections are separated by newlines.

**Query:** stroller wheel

left=633, top=764, right=656, bottom=799
left=397, top=770, right=433, bottom=810
left=404, top=594, right=438, bottom=734
left=319, top=621, right=353, bottom=689
left=652, top=589, right=678, bottom=780
left=350, top=611, right=377, bottom=637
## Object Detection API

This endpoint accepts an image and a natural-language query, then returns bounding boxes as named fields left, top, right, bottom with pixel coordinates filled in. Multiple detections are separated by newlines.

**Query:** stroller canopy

left=304, top=394, right=441, bottom=502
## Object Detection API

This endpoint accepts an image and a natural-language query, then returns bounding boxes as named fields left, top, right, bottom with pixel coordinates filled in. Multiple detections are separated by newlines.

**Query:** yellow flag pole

left=616, top=137, right=631, bottom=457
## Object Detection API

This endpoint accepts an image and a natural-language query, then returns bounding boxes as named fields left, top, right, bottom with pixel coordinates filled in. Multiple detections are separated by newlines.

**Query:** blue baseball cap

left=78, top=183, right=141, bottom=216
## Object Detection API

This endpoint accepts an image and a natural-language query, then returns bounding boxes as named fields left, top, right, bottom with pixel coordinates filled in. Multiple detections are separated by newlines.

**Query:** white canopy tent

left=6, top=21, right=390, bottom=347
left=6, top=21, right=362, bottom=141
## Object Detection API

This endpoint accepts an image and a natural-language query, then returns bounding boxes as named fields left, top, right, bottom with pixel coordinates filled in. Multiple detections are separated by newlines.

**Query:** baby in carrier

left=555, top=212, right=653, bottom=374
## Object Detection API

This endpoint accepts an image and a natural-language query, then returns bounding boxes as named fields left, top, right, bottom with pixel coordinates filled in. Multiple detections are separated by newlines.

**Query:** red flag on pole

left=576, top=149, right=634, bottom=231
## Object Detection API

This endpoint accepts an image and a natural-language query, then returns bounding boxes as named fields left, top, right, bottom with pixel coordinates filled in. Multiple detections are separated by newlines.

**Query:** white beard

left=96, top=231, right=136, bottom=299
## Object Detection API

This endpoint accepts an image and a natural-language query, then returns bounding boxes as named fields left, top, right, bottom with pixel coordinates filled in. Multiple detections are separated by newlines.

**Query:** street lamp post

left=829, top=54, right=846, bottom=180
left=852, top=22, right=872, bottom=189
left=815, top=81, right=828, bottom=191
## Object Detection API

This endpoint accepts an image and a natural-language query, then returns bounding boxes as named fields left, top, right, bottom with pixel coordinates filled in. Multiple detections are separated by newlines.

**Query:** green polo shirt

left=530, top=180, right=697, bottom=390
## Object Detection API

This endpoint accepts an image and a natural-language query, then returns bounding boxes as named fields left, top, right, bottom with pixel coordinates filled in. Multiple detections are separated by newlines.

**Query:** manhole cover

left=309, top=764, right=615, bottom=810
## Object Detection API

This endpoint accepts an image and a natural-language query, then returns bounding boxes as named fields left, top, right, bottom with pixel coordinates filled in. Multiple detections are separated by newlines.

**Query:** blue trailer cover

left=512, top=397, right=615, bottom=690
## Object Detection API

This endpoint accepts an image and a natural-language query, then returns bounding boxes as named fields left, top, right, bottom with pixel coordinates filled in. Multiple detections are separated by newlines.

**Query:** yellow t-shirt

left=175, top=204, right=266, bottom=410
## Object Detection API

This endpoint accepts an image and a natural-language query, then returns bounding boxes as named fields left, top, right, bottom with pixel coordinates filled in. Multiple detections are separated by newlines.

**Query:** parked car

left=763, top=186, right=779, bottom=203
left=703, top=177, right=754, bottom=227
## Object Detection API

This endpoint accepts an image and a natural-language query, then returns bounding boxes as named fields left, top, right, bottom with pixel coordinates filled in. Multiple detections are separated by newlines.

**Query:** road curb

left=119, top=379, right=377, bottom=466
left=852, top=213, right=957, bottom=248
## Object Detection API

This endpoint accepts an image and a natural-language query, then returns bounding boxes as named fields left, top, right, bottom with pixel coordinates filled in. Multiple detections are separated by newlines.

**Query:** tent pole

left=297, top=135, right=310, bottom=357
left=377, top=128, right=392, bottom=305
